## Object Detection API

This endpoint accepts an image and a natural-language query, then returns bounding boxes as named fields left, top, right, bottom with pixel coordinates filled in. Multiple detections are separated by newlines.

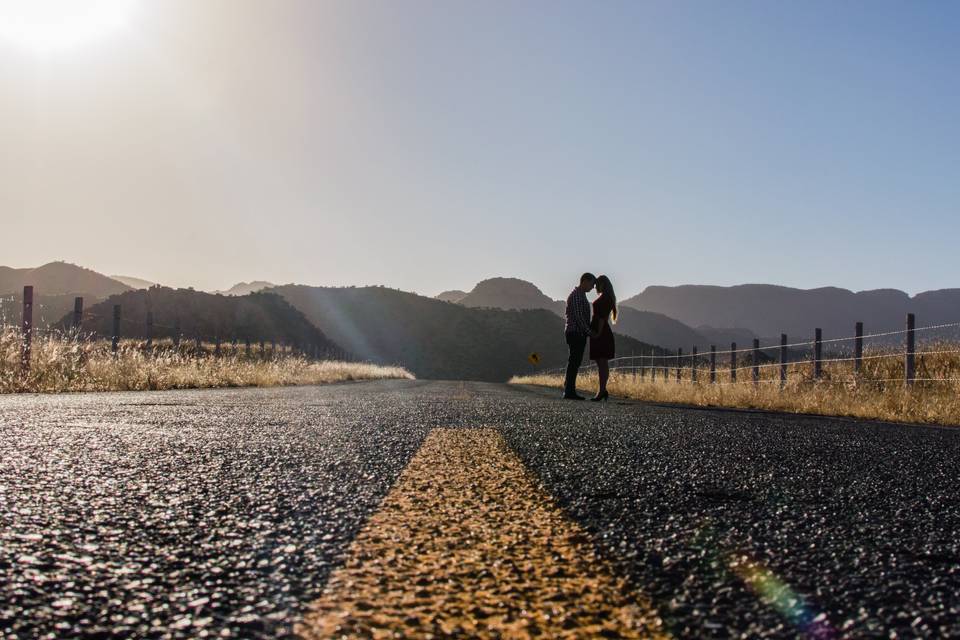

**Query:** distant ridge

left=216, top=281, right=276, bottom=296
left=622, top=284, right=960, bottom=340
left=435, top=290, right=468, bottom=303
left=112, top=275, right=158, bottom=290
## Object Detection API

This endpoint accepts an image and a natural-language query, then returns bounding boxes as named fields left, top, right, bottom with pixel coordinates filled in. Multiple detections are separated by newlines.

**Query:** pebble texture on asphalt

left=504, top=386, right=960, bottom=638
left=2, top=380, right=959, bottom=638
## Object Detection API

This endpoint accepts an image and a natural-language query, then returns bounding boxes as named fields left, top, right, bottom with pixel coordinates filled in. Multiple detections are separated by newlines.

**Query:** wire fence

left=536, top=314, right=960, bottom=388
left=4, top=286, right=350, bottom=375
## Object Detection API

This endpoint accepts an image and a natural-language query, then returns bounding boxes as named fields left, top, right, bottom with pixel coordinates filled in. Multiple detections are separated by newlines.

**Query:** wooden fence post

left=692, top=346, right=698, bottom=383
left=112, top=305, right=121, bottom=356
left=146, top=311, right=154, bottom=350
left=174, top=318, right=181, bottom=347
left=72, top=296, right=83, bottom=332
left=21, top=286, right=33, bottom=373
left=780, top=334, right=787, bottom=388
left=195, top=336, right=202, bottom=351
left=752, top=338, right=760, bottom=385
left=245, top=337, right=251, bottom=357
left=215, top=336, right=221, bottom=357
left=676, top=348, right=682, bottom=383
left=813, top=328, right=822, bottom=380
left=631, top=350, right=636, bottom=380
left=905, top=313, right=915, bottom=386
left=854, top=322, right=863, bottom=375
left=651, top=354, right=656, bottom=382
left=730, top=342, right=737, bottom=382
left=710, top=345, right=716, bottom=384
left=640, top=350, right=646, bottom=379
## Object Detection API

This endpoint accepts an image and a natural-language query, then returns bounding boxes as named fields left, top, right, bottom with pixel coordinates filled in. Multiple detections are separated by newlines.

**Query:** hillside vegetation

left=65, top=287, right=341, bottom=355
left=272, top=285, right=661, bottom=381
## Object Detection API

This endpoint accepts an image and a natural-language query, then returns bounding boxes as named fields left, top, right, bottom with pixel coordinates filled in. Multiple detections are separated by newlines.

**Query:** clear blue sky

left=2, top=0, right=958, bottom=298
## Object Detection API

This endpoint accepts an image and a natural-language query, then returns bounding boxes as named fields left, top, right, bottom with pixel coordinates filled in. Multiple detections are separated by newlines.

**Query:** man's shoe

left=562, top=393, right=586, bottom=400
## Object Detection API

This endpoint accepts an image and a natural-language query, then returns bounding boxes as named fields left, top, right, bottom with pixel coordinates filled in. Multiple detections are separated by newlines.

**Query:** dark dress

left=589, top=295, right=616, bottom=360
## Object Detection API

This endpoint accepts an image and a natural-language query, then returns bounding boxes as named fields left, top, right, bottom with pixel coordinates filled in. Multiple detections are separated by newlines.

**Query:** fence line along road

left=6, top=286, right=352, bottom=375
left=537, top=313, right=960, bottom=389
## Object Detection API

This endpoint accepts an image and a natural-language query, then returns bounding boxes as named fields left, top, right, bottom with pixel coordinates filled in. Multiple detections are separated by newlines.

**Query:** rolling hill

left=458, top=278, right=564, bottom=315
left=271, top=285, right=663, bottom=381
left=0, top=261, right=130, bottom=298
left=0, top=262, right=133, bottom=329
left=62, top=287, right=341, bottom=355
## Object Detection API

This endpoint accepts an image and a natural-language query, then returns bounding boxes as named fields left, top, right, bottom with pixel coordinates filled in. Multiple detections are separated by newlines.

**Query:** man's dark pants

left=564, top=332, right=588, bottom=396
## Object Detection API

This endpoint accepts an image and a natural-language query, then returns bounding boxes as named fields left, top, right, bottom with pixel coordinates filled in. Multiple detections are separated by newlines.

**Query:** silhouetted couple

left=563, top=272, right=618, bottom=401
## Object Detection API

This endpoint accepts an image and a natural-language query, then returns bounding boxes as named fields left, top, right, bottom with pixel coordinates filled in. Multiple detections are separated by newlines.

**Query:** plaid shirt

left=564, top=287, right=592, bottom=335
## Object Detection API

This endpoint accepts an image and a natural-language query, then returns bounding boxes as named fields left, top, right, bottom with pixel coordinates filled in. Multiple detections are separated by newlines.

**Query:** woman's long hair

left=596, top=275, right=618, bottom=324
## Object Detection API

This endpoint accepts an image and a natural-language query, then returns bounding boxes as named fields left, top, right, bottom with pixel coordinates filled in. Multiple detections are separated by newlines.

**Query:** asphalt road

left=2, top=380, right=958, bottom=638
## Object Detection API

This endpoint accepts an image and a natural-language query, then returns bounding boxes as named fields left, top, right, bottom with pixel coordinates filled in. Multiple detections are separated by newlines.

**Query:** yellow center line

left=298, top=428, right=669, bottom=639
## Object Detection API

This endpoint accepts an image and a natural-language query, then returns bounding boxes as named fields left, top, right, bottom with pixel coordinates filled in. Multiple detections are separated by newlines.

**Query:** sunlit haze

left=2, top=1, right=958, bottom=297
left=0, top=0, right=137, bottom=53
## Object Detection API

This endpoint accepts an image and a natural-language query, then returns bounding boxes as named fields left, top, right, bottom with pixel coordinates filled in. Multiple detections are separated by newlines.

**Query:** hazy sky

left=2, top=1, right=958, bottom=299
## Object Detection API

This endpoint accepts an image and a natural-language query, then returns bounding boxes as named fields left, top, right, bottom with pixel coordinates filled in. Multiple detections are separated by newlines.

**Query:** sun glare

left=0, top=0, right=137, bottom=54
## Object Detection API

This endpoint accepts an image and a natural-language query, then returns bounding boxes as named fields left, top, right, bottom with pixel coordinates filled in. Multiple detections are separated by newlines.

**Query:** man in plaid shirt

left=563, top=272, right=596, bottom=399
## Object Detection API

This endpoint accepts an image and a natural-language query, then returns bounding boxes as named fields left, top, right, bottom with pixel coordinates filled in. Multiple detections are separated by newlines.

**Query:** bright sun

left=0, top=0, right=137, bottom=54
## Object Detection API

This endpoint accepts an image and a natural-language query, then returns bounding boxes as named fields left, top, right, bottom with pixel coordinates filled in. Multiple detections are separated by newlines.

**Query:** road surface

left=1, top=380, right=958, bottom=638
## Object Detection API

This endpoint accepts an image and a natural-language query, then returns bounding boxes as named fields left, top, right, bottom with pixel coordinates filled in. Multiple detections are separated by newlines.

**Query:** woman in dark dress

left=589, top=274, right=617, bottom=401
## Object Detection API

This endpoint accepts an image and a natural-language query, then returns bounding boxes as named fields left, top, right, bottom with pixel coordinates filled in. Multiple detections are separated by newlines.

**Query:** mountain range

left=269, top=284, right=661, bottom=381
left=442, top=277, right=752, bottom=351
left=623, top=284, right=960, bottom=341
left=5, top=261, right=960, bottom=377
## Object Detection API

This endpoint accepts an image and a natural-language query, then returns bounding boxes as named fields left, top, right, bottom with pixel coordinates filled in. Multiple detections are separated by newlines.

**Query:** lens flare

left=729, top=554, right=834, bottom=639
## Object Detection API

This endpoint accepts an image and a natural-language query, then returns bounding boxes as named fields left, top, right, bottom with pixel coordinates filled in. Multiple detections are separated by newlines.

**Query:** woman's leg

left=597, top=359, right=609, bottom=393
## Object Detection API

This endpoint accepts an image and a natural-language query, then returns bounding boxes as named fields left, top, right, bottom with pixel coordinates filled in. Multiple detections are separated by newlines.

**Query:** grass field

left=0, top=330, right=413, bottom=393
left=512, top=345, right=960, bottom=426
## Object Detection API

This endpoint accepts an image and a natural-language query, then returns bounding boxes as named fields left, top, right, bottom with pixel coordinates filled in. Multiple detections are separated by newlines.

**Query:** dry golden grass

left=0, top=329, right=412, bottom=393
left=512, top=345, right=960, bottom=426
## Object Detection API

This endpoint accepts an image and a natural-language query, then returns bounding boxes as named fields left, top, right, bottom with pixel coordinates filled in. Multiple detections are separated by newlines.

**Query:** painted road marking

left=298, top=428, right=668, bottom=639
